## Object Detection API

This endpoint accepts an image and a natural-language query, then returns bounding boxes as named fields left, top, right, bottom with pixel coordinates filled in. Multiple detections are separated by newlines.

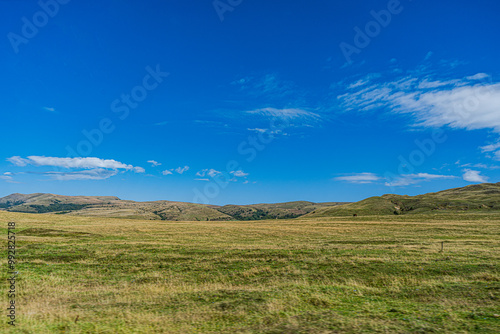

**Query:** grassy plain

left=1, top=211, right=499, bottom=333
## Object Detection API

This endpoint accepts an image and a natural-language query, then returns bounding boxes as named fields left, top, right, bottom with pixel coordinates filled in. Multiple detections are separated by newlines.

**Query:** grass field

left=1, top=211, right=499, bottom=333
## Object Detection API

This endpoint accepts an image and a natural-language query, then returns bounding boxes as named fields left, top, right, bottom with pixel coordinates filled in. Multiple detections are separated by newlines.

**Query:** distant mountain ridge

left=1, top=182, right=499, bottom=220
left=0, top=193, right=347, bottom=221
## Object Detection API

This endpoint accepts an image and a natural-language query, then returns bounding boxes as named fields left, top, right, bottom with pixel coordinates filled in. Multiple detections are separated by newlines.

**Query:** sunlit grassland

left=1, top=211, right=499, bottom=333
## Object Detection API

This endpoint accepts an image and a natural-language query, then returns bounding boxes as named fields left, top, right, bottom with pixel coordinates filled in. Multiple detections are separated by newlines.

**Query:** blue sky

left=1, top=0, right=500, bottom=205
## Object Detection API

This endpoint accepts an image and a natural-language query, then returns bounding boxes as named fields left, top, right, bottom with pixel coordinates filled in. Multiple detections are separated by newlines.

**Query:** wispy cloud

left=42, top=169, right=119, bottom=181
left=175, top=166, right=190, bottom=174
left=462, top=169, right=489, bottom=183
left=0, top=172, right=19, bottom=183
left=385, top=173, right=457, bottom=187
left=334, top=172, right=456, bottom=186
left=196, top=169, right=221, bottom=178
left=231, top=170, right=249, bottom=178
left=480, top=142, right=500, bottom=152
left=480, top=142, right=500, bottom=160
left=148, top=160, right=161, bottom=167
left=6, top=156, right=144, bottom=181
left=247, top=128, right=288, bottom=136
left=162, top=170, right=173, bottom=175
left=42, top=107, right=57, bottom=113
left=466, top=73, right=490, bottom=81
left=338, top=71, right=500, bottom=132
left=246, top=107, right=321, bottom=121
left=7, top=156, right=145, bottom=172
left=334, top=173, right=381, bottom=184
left=0, top=172, right=13, bottom=181
left=232, top=73, right=296, bottom=99
left=6, top=156, right=29, bottom=167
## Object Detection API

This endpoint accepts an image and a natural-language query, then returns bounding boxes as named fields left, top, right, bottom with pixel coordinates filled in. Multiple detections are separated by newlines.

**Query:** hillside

left=306, top=182, right=500, bottom=217
left=0, top=193, right=347, bottom=221
left=2, top=182, right=499, bottom=220
left=216, top=201, right=344, bottom=220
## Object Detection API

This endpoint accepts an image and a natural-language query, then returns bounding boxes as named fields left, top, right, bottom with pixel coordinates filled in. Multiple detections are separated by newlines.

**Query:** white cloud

left=231, top=170, right=249, bottom=177
left=0, top=174, right=13, bottom=181
left=233, top=74, right=295, bottom=98
left=42, top=107, right=57, bottom=113
left=417, top=79, right=461, bottom=89
left=246, top=107, right=320, bottom=121
left=338, top=73, right=500, bottom=132
left=195, top=178, right=210, bottom=182
left=133, top=166, right=146, bottom=173
left=458, top=162, right=499, bottom=170
left=347, top=79, right=370, bottom=89
left=43, top=169, right=118, bottom=181
left=175, top=166, right=190, bottom=174
left=334, top=173, right=381, bottom=184
left=480, top=142, right=500, bottom=153
left=8, top=156, right=144, bottom=172
left=247, top=128, right=288, bottom=136
left=162, top=170, right=173, bottom=175
left=148, top=160, right=161, bottom=167
left=6, top=156, right=144, bottom=181
left=479, top=142, right=500, bottom=161
left=7, top=156, right=29, bottom=167
left=462, top=169, right=489, bottom=183
left=196, top=169, right=221, bottom=178
left=334, top=172, right=456, bottom=186
left=385, top=173, right=457, bottom=187
left=247, top=128, right=267, bottom=133
left=466, top=73, right=489, bottom=80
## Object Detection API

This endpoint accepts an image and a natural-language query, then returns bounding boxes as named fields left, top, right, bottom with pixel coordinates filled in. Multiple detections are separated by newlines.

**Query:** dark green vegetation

left=1, top=211, right=498, bottom=333
left=307, top=182, right=500, bottom=217
left=10, top=203, right=90, bottom=213
left=216, top=201, right=345, bottom=220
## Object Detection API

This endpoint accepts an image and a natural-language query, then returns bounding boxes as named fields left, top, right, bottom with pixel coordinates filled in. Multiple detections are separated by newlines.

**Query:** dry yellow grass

left=0, top=211, right=499, bottom=333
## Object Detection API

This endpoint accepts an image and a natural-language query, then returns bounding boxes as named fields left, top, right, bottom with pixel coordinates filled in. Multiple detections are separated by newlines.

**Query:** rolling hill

left=1, top=182, right=499, bottom=220
left=0, top=193, right=346, bottom=221
left=305, top=182, right=500, bottom=217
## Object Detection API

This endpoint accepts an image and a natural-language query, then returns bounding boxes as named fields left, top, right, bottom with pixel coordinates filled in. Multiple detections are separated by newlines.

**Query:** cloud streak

left=148, top=160, right=161, bottom=167
left=334, top=172, right=456, bottom=187
left=246, top=107, right=320, bottom=121
left=42, top=169, right=119, bottom=181
left=334, top=173, right=381, bottom=184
